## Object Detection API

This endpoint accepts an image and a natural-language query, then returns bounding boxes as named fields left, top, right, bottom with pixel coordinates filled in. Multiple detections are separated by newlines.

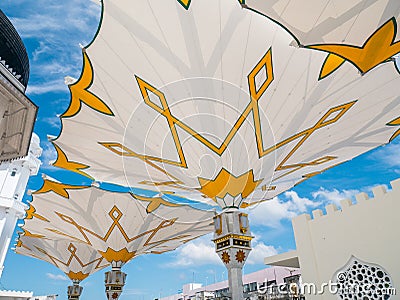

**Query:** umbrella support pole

left=67, top=280, right=83, bottom=300
left=213, top=209, right=253, bottom=300
left=105, top=262, right=127, bottom=300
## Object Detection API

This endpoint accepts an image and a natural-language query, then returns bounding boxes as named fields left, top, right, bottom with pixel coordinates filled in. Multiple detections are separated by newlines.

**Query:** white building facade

left=264, top=178, right=400, bottom=299
left=159, top=267, right=301, bottom=300
left=0, top=132, right=56, bottom=299
left=0, top=9, right=37, bottom=162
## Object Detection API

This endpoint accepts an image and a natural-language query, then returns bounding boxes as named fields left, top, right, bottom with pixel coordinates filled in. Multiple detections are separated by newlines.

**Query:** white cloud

left=247, top=191, right=321, bottom=228
left=32, top=41, right=51, bottom=62
left=7, top=0, right=101, bottom=95
left=368, top=141, right=400, bottom=170
left=81, top=280, right=93, bottom=287
left=247, top=242, right=278, bottom=265
left=42, top=116, right=61, bottom=128
left=248, top=198, right=296, bottom=228
left=46, top=272, right=68, bottom=281
left=26, top=79, right=68, bottom=95
left=168, top=234, right=278, bottom=267
left=39, top=142, right=57, bottom=170
left=312, top=188, right=360, bottom=206
left=284, top=190, right=320, bottom=212
left=247, top=182, right=391, bottom=228
left=10, top=1, right=100, bottom=39
left=168, top=235, right=220, bottom=267
left=123, top=288, right=148, bottom=296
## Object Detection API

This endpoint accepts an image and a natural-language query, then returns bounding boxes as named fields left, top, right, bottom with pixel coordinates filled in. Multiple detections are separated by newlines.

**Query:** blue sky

left=1, top=1, right=400, bottom=299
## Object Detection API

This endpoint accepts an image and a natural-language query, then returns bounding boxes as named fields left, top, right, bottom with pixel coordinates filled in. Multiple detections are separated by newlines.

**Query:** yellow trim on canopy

left=67, top=271, right=89, bottom=281
left=240, top=199, right=270, bottom=209
left=294, top=162, right=342, bottom=187
left=54, top=207, right=179, bottom=247
left=198, top=169, right=262, bottom=201
left=25, top=205, right=50, bottom=222
left=99, top=142, right=184, bottom=186
left=133, top=49, right=274, bottom=162
left=99, top=247, right=136, bottom=263
left=33, top=242, right=107, bottom=276
left=248, top=48, right=274, bottom=102
left=52, top=143, right=94, bottom=179
left=177, top=0, right=191, bottom=9
left=319, top=54, right=346, bottom=80
left=132, top=194, right=182, bottom=213
left=272, top=101, right=356, bottom=181
left=34, top=179, right=89, bottom=199
left=22, top=229, right=45, bottom=239
left=62, top=51, right=113, bottom=118
left=308, top=18, right=400, bottom=74
left=387, top=116, right=400, bottom=142
left=101, top=99, right=356, bottom=189
left=135, top=76, right=188, bottom=168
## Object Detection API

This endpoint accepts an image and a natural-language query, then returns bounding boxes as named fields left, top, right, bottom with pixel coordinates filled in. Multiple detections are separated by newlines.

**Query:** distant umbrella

left=21, top=179, right=214, bottom=266
left=15, top=235, right=108, bottom=282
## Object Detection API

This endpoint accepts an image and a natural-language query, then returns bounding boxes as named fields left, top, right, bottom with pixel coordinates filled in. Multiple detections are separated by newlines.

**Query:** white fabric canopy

left=15, top=235, right=108, bottom=281
left=21, top=179, right=214, bottom=264
left=53, top=0, right=400, bottom=208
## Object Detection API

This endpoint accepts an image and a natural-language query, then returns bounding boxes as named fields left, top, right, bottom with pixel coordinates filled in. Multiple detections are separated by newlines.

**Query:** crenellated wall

left=293, top=178, right=400, bottom=299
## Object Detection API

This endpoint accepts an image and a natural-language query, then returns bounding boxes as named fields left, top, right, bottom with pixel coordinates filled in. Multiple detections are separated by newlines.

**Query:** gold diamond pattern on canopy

left=51, top=0, right=400, bottom=209
left=15, top=235, right=108, bottom=281
left=21, top=179, right=214, bottom=264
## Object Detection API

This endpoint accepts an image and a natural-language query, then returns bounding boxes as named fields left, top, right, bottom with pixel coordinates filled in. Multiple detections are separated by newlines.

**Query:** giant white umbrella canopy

left=21, top=179, right=214, bottom=265
left=52, top=0, right=400, bottom=209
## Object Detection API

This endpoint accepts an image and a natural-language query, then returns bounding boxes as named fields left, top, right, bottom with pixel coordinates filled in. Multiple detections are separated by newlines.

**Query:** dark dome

left=0, top=9, right=29, bottom=87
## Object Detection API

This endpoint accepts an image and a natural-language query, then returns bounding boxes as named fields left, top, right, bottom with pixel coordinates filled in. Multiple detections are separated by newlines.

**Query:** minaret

left=0, top=133, right=41, bottom=277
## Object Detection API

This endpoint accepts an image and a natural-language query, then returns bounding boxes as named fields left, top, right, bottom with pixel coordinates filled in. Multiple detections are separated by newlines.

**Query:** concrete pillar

left=228, top=267, right=245, bottom=299
left=105, top=261, right=127, bottom=300
left=67, top=280, right=83, bottom=300
left=213, top=209, right=252, bottom=299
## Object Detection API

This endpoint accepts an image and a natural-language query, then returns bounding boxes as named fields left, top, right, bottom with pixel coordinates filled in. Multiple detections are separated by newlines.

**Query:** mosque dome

left=0, top=9, right=29, bottom=87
